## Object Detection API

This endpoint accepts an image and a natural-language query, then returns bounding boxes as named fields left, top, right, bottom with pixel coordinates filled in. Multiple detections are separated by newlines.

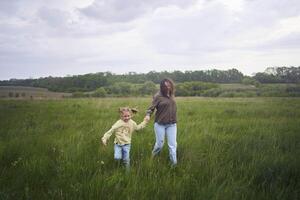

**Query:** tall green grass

left=0, top=97, right=299, bottom=199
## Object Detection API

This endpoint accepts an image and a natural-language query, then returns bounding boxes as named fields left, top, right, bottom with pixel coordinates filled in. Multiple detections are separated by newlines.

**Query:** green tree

left=92, top=87, right=107, bottom=97
left=242, top=76, right=260, bottom=87
left=139, top=81, right=157, bottom=96
left=253, top=72, right=281, bottom=83
left=176, top=81, right=218, bottom=96
left=108, top=82, right=133, bottom=96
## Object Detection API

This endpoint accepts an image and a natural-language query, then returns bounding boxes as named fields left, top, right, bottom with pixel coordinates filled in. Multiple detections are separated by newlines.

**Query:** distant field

left=0, top=97, right=299, bottom=199
left=219, top=83, right=256, bottom=89
left=216, top=83, right=300, bottom=97
left=0, top=86, right=71, bottom=99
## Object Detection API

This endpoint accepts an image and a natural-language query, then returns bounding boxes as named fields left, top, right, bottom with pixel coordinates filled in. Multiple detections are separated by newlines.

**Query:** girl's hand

left=101, top=138, right=107, bottom=146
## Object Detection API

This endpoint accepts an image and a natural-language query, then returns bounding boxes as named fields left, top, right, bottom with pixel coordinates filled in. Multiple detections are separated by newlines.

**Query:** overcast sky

left=0, top=0, right=300, bottom=80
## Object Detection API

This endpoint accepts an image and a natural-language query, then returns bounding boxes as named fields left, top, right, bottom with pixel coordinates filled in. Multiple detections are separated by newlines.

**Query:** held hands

left=144, top=115, right=150, bottom=123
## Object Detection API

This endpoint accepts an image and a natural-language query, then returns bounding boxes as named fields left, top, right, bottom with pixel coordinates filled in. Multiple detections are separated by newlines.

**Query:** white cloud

left=142, top=2, right=235, bottom=54
left=0, top=0, right=300, bottom=80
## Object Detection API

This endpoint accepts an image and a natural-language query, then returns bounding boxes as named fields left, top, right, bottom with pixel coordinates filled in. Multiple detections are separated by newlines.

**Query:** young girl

left=101, top=107, right=148, bottom=170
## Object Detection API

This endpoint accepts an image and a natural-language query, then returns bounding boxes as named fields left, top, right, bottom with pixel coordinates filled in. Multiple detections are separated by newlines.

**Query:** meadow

left=0, top=86, right=71, bottom=99
left=0, top=97, right=299, bottom=200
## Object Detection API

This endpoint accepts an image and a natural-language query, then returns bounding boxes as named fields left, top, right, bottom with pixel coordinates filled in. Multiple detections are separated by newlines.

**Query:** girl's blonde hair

left=119, top=107, right=138, bottom=115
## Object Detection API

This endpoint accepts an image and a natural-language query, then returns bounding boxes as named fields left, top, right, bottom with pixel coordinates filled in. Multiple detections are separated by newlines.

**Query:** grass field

left=0, top=86, right=71, bottom=99
left=0, top=97, right=299, bottom=199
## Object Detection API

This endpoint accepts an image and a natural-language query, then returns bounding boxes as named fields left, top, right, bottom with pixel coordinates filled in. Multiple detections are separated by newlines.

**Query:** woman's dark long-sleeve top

left=146, top=92, right=177, bottom=124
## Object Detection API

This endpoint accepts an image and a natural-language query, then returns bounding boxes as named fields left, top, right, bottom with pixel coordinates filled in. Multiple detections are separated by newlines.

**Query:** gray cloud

left=0, top=0, right=21, bottom=16
left=37, top=7, right=70, bottom=28
left=143, top=0, right=300, bottom=55
left=254, top=32, right=300, bottom=50
left=143, top=3, right=235, bottom=54
left=245, top=0, right=300, bottom=18
left=1, top=0, right=300, bottom=80
left=80, top=0, right=197, bottom=22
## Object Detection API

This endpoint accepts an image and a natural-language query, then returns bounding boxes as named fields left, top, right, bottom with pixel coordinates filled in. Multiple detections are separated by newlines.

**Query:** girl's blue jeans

left=152, top=122, right=177, bottom=165
left=114, top=144, right=131, bottom=169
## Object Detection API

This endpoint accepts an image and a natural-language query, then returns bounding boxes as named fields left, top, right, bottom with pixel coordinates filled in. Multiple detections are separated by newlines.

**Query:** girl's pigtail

left=131, top=108, right=138, bottom=114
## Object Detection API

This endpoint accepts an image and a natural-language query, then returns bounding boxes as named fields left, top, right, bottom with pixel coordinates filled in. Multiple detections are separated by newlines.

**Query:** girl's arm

left=101, top=128, right=113, bottom=145
left=101, top=121, right=120, bottom=145
left=134, top=118, right=148, bottom=131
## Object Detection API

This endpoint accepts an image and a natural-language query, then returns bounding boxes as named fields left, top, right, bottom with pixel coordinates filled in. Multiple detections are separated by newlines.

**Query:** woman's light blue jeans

left=114, top=144, right=131, bottom=169
left=152, top=122, right=177, bottom=165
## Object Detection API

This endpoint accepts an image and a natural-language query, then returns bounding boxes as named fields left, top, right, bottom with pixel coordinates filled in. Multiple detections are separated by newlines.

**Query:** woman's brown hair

left=160, top=78, right=175, bottom=97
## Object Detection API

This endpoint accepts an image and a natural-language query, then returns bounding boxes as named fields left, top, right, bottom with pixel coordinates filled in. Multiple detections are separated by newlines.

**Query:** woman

left=145, top=78, right=177, bottom=166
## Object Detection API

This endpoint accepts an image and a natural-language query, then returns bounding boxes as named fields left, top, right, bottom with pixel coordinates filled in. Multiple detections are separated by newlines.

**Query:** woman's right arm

left=145, top=94, right=159, bottom=119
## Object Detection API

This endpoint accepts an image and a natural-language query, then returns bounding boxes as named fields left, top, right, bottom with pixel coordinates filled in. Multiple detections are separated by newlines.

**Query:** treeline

left=0, top=67, right=299, bottom=94
left=0, top=69, right=244, bottom=92
left=73, top=81, right=220, bottom=98
left=253, top=66, right=300, bottom=83
left=72, top=81, right=300, bottom=98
